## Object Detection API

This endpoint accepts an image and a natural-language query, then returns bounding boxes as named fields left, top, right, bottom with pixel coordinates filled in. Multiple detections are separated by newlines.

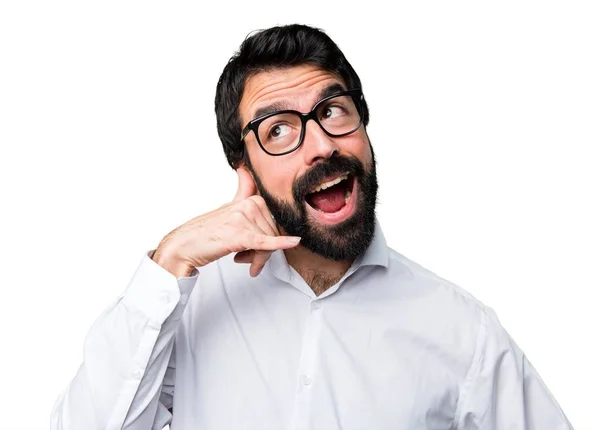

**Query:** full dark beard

left=246, top=149, right=378, bottom=261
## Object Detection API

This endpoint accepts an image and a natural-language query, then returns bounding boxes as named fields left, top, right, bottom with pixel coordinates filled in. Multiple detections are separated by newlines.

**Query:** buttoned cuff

left=121, top=250, right=198, bottom=326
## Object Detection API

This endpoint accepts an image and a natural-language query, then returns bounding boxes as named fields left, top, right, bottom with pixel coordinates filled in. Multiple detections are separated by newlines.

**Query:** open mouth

left=304, top=172, right=357, bottom=224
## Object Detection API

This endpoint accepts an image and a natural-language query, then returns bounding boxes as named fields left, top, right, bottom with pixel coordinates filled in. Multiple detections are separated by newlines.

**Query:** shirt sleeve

left=453, top=306, right=573, bottom=430
left=50, top=251, right=198, bottom=430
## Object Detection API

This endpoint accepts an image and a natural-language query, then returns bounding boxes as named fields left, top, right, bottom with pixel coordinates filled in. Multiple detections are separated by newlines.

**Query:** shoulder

left=385, top=246, right=488, bottom=317
left=378, top=246, right=491, bottom=350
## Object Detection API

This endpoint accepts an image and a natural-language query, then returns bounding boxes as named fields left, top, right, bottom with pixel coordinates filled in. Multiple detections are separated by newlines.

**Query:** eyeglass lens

left=257, top=94, right=361, bottom=154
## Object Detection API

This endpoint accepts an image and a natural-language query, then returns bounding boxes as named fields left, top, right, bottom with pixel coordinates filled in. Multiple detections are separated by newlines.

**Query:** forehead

left=239, top=64, right=346, bottom=123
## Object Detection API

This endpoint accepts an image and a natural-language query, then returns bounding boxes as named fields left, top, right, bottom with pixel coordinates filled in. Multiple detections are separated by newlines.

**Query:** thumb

left=233, top=167, right=257, bottom=201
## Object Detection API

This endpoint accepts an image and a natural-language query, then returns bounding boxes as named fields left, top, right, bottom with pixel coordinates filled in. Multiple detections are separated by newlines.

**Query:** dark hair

left=214, top=24, right=370, bottom=169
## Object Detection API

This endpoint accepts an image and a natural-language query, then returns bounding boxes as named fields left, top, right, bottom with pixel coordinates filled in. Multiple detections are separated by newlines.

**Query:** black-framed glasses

left=240, top=89, right=364, bottom=156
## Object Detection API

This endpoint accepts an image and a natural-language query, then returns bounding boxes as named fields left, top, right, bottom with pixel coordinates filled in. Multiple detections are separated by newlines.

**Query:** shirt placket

left=289, top=297, right=324, bottom=430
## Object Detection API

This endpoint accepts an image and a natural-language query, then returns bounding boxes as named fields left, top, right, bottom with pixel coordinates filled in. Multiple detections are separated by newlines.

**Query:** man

left=51, top=24, right=572, bottom=429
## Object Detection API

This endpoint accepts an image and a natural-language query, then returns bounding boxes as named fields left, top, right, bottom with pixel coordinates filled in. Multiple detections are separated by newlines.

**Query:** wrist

left=152, top=245, right=194, bottom=278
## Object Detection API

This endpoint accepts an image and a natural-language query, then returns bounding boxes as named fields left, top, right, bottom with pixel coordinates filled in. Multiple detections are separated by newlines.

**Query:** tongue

left=307, top=183, right=346, bottom=213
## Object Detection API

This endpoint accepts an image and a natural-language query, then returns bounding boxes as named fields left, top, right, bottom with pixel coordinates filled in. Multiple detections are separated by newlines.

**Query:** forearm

left=51, top=252, right=197, bottom=430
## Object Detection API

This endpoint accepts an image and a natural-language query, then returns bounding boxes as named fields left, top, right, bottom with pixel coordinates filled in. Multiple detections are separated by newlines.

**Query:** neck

left=284, top=245, right=353, bottom=297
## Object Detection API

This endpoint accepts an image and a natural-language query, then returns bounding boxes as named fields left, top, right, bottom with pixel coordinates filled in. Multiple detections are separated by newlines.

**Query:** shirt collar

left=265, top=218, right=389, bottom=284
left=353, top=219, right=389, bottom=269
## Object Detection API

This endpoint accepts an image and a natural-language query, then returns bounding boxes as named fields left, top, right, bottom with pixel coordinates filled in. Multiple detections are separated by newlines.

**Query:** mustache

left=293, top=155, right=365, bottom=202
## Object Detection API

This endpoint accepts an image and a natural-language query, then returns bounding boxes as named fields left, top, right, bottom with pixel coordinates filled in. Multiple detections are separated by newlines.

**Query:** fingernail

left=287, top=237, right=301, bottom=243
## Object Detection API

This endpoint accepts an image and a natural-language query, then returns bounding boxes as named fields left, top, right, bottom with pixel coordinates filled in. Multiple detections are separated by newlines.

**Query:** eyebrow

left=253, top=101, right=288, bottom=120
left=316, top=83, right=346, bottom=102
left=251, top=82, right=348, bottom=120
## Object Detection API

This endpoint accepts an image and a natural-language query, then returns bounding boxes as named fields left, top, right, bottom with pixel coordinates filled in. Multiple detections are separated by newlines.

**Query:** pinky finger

left=234, top=250, right=255, bottom=264
left=249, top=250, right=273, bottom=277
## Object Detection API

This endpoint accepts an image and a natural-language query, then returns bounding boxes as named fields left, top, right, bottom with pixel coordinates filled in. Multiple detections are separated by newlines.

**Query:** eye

left=321, top=105, right=346, bottom=120
left=268, top=123, right=292, bottom=139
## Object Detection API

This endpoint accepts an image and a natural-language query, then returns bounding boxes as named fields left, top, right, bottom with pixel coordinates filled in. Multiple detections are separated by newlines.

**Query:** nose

left=301, top=119, right=339, bottom=166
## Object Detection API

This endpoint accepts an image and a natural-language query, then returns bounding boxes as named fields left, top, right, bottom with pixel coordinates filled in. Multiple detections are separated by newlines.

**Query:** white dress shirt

left=51, top=222, right=572, bottom=429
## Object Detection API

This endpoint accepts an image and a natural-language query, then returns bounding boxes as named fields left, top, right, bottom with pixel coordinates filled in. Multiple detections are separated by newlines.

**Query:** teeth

left=310, top=173, right=349, bottom=193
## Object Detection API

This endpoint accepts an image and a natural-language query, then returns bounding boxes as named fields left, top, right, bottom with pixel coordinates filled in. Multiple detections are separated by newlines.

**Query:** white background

left=1, top=1, right=598, bottom=429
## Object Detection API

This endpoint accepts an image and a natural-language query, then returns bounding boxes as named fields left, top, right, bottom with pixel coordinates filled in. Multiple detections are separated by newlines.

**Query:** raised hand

left=152, top=167, right=300, bottom=278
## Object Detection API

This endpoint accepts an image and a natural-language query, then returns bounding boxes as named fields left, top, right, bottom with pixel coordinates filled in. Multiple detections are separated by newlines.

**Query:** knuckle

left=251, top=196, right=268, bottom=210
left=241, top=199, right=256, bottom=212
left=230, top=211, right=246, bottom=223
left=249, top=195, right=264, bottom=205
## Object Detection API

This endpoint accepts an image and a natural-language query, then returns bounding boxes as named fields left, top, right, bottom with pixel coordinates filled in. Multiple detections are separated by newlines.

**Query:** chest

left=171, top=294, right=461, bottom=429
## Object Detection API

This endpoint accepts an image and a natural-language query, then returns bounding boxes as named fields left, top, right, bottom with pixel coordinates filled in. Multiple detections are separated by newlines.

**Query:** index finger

left=240, top=233, right=301, bottom=252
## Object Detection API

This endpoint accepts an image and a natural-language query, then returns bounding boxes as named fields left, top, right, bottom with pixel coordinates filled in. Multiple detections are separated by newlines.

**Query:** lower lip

left=306, top=176, right=358, bottom=225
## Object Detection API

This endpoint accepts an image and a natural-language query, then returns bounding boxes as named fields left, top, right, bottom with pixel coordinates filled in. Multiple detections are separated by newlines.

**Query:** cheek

left=274, top=169, right=296, bottom=198
left=345, top=131, right=372, bottom=163
left=259, top=161, right=297, bottom=199
left=361, top=138, right=372, bottom=160
left=247, top=146, right=296, bottom=199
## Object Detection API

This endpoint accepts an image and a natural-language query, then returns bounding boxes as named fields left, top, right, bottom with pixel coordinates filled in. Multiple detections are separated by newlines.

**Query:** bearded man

left=51, top=24, right=572, bottom=430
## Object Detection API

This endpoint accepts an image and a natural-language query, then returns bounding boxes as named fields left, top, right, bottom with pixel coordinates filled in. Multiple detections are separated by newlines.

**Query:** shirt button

left=311, top=301, right=322, bottom=311
left=302, top=375, right=312, bottom=386
left=132, top=368, right=144, bottom=380
left=159, top=294, right=172, bottom=304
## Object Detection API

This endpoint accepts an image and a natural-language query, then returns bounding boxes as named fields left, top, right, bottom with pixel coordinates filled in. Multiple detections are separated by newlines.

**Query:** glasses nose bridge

left=300, top=108, right=324, bottom=132
left=298, top=108, right=339, bottom=158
